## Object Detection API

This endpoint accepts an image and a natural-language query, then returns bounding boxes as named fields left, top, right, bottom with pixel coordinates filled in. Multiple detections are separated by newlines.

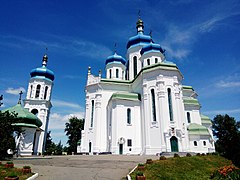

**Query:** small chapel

left=3, top=54, right=54, bottom=156
left=80, top=17, right=215, bottom=155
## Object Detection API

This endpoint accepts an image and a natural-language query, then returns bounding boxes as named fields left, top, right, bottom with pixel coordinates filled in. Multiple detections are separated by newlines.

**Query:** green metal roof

left=201, top=114, right=212, bottom=124
left=188, top=123, right=210, bottom=136
left=111, top=92, right=141, bottom=101
left=182, top=85, right=194, bottom=91
left=12, top=123, right=38, bottom=128
left=183, top=99, right=200, bottom=106
left=3, top=104, right=42, bottom=127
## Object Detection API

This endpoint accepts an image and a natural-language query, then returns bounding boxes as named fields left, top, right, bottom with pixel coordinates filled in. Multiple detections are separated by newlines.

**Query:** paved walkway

left=13, top=155, right=159, bottom=180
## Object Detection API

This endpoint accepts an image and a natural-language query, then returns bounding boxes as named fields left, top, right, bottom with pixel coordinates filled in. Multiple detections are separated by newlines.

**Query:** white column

left=93, top=94, right=102, bottom=153
left=156, top=76, right=166, bottom=152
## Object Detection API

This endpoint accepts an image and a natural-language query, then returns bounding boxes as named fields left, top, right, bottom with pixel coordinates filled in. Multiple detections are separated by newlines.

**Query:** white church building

left=80, top=18, right=215, bottom=155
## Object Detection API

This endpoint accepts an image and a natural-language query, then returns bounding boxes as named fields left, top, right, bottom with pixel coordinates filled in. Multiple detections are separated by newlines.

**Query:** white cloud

left=216, top=81, right=240, bottom=88
left=203, top=108, right=240, bottom=116
left=215, top=73, right=240, bottom=88
left=159, top=1, right=240, bottom=60
left=5, top=87, right=26, bottom=95
left=0, top=34, right=112, bottom=60
left=52, top=99, right=81, bottom=109
left=48, top=112, right=85, bottom=130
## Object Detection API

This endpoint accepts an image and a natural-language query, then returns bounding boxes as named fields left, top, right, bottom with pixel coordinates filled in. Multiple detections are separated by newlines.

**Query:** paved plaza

left=13, top=155, right=159, bottom=180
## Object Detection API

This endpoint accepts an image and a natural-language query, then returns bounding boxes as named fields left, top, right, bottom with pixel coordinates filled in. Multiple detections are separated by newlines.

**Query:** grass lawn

left=0, top=162, right=33, bottom=180
left=131, top=155, right=233, bottom=180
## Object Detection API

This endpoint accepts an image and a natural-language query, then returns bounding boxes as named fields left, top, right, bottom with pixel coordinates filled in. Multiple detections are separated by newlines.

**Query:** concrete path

left=13, top=155, right=159, bottom=180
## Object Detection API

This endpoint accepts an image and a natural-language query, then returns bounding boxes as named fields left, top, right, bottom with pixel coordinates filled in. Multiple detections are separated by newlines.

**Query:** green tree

left=55, top=140, right=63, bottom=155
left=44, top=131, right=56, bottom=155
left=0, top=110, right=21, bottom=159
left=65, top=116, right=84, bottom=154
left=212, top=114, right=240, bottom=167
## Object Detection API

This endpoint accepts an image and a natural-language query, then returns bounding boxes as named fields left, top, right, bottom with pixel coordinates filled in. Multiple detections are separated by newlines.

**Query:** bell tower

left=23, top=54, right=55, bottom=155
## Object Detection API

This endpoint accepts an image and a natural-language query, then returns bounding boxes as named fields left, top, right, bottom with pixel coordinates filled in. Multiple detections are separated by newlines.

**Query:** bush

left=174, top=153, right=180, bottom=158
left=23, top=165, right=31, bottom=169
left=136, top=171, right=144, bottom=176
left=7, top=172, right=18, bottom=178
left=210, top=165, right=240, bottom=179
left=6, top=161, right=13, bottom=164
left=196, top=153, right=201, bottom=156
left=186, top=153, right=192, bottom=157
left=146, top=159, right=153, bottom=164
left=201, top=153, right=206, bottom=156
left=159, top=156, right=167, bottom=160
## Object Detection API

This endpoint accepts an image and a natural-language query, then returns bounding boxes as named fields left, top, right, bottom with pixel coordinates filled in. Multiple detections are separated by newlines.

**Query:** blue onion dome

left=127, top=18, right=152, bottom=49
left=30, top=54, right=55, bottom=81
left=105, top=52, right=126, bottom=65
left=140, top=42, right=165, bottom=55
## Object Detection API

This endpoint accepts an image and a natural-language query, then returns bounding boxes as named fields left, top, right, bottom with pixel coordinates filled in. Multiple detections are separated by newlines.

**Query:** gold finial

left=88, top=66, right=91, bottom=75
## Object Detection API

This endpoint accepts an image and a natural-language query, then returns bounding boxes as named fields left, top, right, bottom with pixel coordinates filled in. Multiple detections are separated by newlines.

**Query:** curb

left=126, top=165, right=138, bottom=180
left=26, top=173, right=39, bottom=180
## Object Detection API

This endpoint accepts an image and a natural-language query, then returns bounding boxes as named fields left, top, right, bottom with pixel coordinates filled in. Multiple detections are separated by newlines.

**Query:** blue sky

left=0, top=0, right=239, bottom=146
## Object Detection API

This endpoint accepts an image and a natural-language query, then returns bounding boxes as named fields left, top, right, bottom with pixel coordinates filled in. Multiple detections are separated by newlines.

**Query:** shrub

left=146, top=159, right=153, bottom=164
left=23, top=165, right=31, bottom=169
left=159, top=156, right=167, bottom=160
left=136, top=171, right=144, bottom=176
left=210, top=165, right=240, bottom=179
left=7, top=172, right=18, bottom=177
left=174, top=153, right=180, bottom=158
left=6, top=161, right=13, bottom=164
left=201, top=153, right=206, bottom=156
left=196, top=153, right=201, bottom=156
left=186, top=153, right=192, bottom=157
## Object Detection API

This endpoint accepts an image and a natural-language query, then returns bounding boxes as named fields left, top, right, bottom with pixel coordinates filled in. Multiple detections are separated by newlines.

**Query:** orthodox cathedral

left=80, top=18, right=215, bottom=155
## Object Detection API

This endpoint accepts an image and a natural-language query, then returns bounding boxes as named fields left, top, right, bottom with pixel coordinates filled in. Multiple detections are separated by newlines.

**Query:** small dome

left=105, top=53, right=126, bottom=65
left=127, top=32, right=151, bottom=49
left=30, top=54, right=55, bottom=81
left=30, top=66, right=55, bottom=81
left=3, top=104, right=42, bottom=127
left=140, top=42, right=165, bottom=55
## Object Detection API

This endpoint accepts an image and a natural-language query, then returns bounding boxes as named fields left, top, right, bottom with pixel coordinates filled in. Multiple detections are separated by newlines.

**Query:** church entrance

left=170, top=136, right=179, bottom=152
left=119, top=144, right=123, bottom=154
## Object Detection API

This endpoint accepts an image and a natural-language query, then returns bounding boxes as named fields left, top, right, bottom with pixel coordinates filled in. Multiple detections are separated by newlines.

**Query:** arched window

left=29, top=85, right=33, bottom=98
left=155, top=58, right=158, bottom=63
left=116, top=69, right=119, bottom=78
left=151, top=89, right=156, bottom=121
left=35, top=84, right=41, bottom=98
left=90, top=100, right=94, bottom=127
left=168, top=88, right=173, bottom=121
left=194, top=141, right=197, bottom=146
left=44, top=86, right=48, bottom=100
left=31, top=109, right=38, bottom=116
left=187, top=112, right=191, bottom=123
left=127, top=108, right=131, bottom=124
left=203, top=141, right=206, bottom=146
left=109, top=69, right=112, bottom=78
left=147, top=59, right=150, bottom=65
left=133, top=56, right=137, bottom=77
